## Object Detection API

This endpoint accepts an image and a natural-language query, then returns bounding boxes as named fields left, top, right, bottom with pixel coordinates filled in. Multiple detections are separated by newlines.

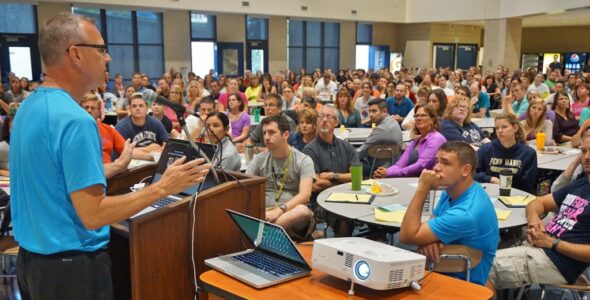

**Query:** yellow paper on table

left=498, top=196, right=535, bottom=206
left=495, top=209, right=512, bottom=220
left=374, top=208, right=406, bottom=223
left=326, top=193, right=372, bottom=203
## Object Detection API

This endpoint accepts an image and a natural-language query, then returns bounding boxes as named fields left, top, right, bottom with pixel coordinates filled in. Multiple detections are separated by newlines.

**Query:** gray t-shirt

left=357, top=116, right=403, bottom=160
left=246, top=147, right=315, bottom=207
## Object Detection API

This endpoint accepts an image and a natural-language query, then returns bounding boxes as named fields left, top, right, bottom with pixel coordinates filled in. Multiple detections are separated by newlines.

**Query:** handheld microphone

left=154, top=95, right=199, bottom=117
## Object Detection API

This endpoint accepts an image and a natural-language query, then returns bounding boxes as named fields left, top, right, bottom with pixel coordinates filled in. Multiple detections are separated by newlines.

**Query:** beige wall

left=395, top=23, right=431, bottom=68
left=372, top=22, right=397, bottom=51
left=36, top=2, right=72, bottom=71
left=431, top=23, right=482, bottom=45
left=163, top=10, right=191, bottom=73
left=340, top=21, right=356, bottom=69
left=521, top=26, right=590, bottom=53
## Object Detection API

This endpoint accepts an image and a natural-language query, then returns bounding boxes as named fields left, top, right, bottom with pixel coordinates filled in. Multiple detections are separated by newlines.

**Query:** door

left=216, top=42, right=244, bottom=77
left=0, top=35, right=41, bottom=84
left=368, top=45, right=390, bottom=70
left=433, top=44, right=455, bottom=69
left=246, top=41, right=268, bottom=74
left=456, top=44, right=478, bottom=70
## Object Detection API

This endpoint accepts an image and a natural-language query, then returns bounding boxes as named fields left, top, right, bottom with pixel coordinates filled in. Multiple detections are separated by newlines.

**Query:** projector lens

left=354, top=260, right=370, bottom=281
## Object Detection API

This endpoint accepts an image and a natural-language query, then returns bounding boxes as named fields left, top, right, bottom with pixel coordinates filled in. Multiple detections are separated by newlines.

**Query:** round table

left=317, top=178, right=530, bottom=230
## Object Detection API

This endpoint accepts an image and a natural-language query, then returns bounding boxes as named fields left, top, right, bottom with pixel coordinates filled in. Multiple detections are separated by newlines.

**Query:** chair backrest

left=430, top=245, right=482, bottom=281
left=367, top=144, right=400, bottom=159
left=0, top=202, right=12, bottom=237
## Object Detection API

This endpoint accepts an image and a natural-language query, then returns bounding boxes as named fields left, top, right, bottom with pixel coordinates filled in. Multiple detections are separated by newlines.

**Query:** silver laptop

left=205, top=210, right=311, bottom=289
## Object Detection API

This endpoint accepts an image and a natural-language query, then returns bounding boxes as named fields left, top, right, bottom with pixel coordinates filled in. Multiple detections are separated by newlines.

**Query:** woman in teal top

left=335, top=88, right=361, bottom=127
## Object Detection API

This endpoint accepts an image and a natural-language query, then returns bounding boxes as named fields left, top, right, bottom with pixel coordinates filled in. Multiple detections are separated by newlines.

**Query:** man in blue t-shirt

left=400, top=141, right=498, bottom=286
left=116, top=93, right=169, bottom=160
left=489, top=134, right=590, bottom=290
left=10, top=13, right=211, bottom=299
left=386, top=83, right=414, bottom=124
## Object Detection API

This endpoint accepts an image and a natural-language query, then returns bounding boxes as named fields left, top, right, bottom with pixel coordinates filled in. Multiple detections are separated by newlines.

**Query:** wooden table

left=199, top=244, right=493, bottom=299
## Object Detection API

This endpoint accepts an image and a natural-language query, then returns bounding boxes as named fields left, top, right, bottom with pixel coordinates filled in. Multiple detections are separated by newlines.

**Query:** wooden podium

left=107, top=165, right=266, bottom=300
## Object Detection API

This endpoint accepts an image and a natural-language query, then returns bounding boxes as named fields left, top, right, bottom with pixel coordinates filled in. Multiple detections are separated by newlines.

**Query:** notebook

left=205, top=210, right=311, bottom=289
left=129, top=139, right=217, bottom=219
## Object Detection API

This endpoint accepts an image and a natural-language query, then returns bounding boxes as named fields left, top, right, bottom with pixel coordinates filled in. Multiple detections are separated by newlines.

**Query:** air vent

left=351, top=10, right=357, bottom=15
left=345, top=254, right=353, bottom=267
left=242, top=1, right=249, bottom=7
left=389, top=269, right=404, bottom=283
left=301, top=5, right=308, bottom=11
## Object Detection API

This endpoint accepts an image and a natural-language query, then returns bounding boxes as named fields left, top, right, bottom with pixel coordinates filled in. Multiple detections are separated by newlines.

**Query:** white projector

left=312, top=237, right=426, bottom=292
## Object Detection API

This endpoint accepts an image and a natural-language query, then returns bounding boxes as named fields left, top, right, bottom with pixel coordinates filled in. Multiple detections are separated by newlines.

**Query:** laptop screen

left=151, top=139, right=218, bottom=195
left=227, top=210, right=308, bottom=267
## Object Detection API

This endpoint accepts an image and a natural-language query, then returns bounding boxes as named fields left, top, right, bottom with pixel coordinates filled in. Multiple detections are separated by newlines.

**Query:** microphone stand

left=176, top=110, right=220, bottom=184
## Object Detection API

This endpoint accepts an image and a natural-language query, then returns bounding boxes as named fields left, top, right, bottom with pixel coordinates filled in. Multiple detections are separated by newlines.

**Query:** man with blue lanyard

left=10, top=13, right=210, bottom=299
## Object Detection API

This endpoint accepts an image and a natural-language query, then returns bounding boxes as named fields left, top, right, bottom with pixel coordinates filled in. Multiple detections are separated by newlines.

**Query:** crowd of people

left=3, top=12, right=590, bottom=298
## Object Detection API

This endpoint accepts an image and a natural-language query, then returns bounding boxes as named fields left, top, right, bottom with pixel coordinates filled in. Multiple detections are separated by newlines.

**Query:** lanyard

left=271, top=147, right=292, bottom=202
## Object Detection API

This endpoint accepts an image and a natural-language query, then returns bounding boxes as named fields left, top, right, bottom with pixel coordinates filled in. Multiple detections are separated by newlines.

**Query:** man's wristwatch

left=551, top=238, right=560, bottom=251
left=332, top=173, right=340, bottom=181
left=279, top=204, right=288, bottom=213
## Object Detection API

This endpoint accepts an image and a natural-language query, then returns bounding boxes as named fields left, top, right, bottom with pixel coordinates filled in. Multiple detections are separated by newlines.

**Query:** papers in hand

left=374, top=204, right=406, bottom=223
left=326, top=193, right=373, bottom=204
left=498, top=195, right=535, bottom=207
left=495, top=209, right=512, bottom=220
left=127, top=159, right=156, bottom=170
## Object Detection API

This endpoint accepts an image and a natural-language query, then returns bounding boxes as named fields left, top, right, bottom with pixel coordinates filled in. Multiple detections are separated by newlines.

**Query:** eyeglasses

left=264, top=103, right=278, bottom=108
left=415, top=114, right=431, bottom=119
left=67, top=43, right=108, bottom=55
left=454, top=105, right=469, bottom=110
left=318, top=114, right=337, bottom=120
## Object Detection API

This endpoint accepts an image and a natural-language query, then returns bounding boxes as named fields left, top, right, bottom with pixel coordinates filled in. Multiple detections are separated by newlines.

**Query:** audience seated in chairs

left=115, top=93, right=168, bottom=161
left=303, top=105, right=360, bottom=236
left=80, top=93, right=133, bottom=179
left=288, top=108, right=317, bottom=151
left=552, top=91, right=580, bottom=144
left=521, top=96, right=556, bottom=146
left=385, top=83, right=414, bottom=124
left=204, top=112, right=241, bottom=171
left=335, top=88, right=361, bottom=128
left=226, top=92, right=251, bottom=143
left=355, top=82, right=377, bottom=127
left=475, top=112, right=538, bottom=195
left=488, top=133, right=590, bottom=291
left=245, top=115, right=315, bottom=241
left=245, top=94, right=296, bottom=150
left=440, top=95, right=490, bottom=150
left=374, top=104, right=446, bottom=178
left=357, top=99, right=403, bottom=176
left=400, top=141, right=498, bottom=286
left=0, top=115, right=12, bottom=177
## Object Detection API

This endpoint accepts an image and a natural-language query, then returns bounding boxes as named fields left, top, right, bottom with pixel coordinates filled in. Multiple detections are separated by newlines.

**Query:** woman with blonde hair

left=521, top=97, right=555, bottom=146
left=440, top=95, right=489, bottom=148
left=475, top=112, right=538, bottom=194
left=288, top=109, right=318, bottom=151
left=185, top=79, right=202, bottom=109
left=165, top=84, right=191, bottom=132
left=296, top=76, right=313, bottom=98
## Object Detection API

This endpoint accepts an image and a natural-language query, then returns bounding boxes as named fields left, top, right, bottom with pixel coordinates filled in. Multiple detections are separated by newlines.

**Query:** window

left=355, top=22, right=373, bottom=70
left=246, top=17, right=267, bottom=41
left=72, top=7, right=164, bottom=81
left=356, top=23, right=372, bottom=45
left=0, top=3, right=36, bottom=34
left=288, top=20, right=339, bottom=72
left=190, top=13, right=217, bottom=77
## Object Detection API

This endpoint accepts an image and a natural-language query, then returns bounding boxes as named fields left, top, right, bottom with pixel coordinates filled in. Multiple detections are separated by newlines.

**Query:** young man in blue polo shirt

left=400, top=141, right=499, bottom=286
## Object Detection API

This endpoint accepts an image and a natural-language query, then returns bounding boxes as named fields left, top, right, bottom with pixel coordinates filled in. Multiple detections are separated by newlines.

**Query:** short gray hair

left=38, top=13, right=95, bottom=66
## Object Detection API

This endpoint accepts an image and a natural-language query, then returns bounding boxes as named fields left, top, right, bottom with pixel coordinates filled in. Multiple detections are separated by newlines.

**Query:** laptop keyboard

left=233, top=251, right=300, bottom=277
left=151, top=197, right=179, bottom=209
